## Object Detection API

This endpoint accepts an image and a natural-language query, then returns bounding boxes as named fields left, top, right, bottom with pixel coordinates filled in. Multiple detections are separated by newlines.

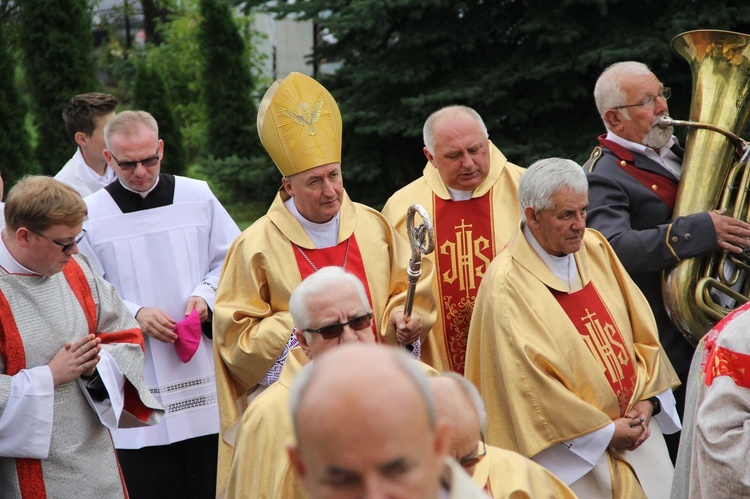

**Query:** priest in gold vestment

left=213, top=72, right=435, bottom=495
left=225, top=266, right=376, bottom=498
left=288, top=343, right=485, bottom=498
left=382, top=106, right=524, bottom=373
left=465, top=158, right=681, bottom=498
left=430, top=373, right=577, bottom=498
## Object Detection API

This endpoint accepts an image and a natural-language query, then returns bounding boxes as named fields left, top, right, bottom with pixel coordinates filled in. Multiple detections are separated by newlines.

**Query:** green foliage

left=198, top=154, right=279, bottom=206
left=198, top=0, right=257, bottom=159
left=132, top=57, right=187, bottom=175
left=0, top=18, right=33, bottom=187
left=147, top=1, right=207, bottom=163
left=268, top=0, right=750, bottom=206
left=18, top=0, right=98, bottom=175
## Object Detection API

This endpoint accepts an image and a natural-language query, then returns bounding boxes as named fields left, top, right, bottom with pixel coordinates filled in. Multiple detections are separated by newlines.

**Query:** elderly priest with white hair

left=465, top=157, right=681, bottom=498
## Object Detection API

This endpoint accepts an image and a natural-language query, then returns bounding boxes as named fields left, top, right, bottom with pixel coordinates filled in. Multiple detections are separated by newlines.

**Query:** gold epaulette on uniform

left=584, top=146, right=603, bottom=173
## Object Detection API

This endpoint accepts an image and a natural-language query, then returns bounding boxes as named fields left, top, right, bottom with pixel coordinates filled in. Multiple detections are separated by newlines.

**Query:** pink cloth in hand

left=174, top=309, right=202, bottom=363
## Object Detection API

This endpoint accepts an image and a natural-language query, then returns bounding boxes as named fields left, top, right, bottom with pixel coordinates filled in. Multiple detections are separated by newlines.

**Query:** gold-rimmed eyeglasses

left=613, top=87, right=671, bottom=110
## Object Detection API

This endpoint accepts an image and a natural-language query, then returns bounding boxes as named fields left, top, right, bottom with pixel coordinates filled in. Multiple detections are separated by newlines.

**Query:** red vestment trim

left=702, top=302, right=750, bottom=388
left=597, top=136, right=678, bottom=211
left=0, top=286, right=46, bottom=497
left=62, top=260, right=144, bottom=349
left=62, top=259, right=151, bottom=422
left=291, top=235, right=377, bottom=341
left=551, top=282, right=636, bottom=416
left=704, top=345, right=750, bottom=389
left=433, top=193, right=494, bottom=374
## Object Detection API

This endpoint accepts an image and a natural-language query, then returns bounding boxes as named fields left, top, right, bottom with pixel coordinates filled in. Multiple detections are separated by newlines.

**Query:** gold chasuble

left=213, top=189, right=436, bottom=494
left=382, top=142, right=523, bottom=372
left=472, top=445, right=577, bottom=499
left=465, top=227, right=679, bottom=498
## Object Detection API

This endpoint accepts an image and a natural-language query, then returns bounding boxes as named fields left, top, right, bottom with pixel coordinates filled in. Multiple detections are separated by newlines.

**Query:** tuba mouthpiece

left=658, top=115, right=675, bottom=127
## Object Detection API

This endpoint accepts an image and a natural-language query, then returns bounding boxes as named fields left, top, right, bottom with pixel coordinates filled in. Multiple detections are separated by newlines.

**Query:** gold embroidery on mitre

left=280, top=99, right=326, bottom=158
left=258, top=72, right=342, bottom=176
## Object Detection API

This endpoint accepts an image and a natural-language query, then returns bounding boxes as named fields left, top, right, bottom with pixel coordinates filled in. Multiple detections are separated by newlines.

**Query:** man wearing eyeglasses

left=212, top=72, right=436, bottom=496
left=78, top=110, right=240, bottom=498
left=429, top=373, right=576, bottom=498
left=224, top=266, right=377, bottom=498
left=583, top=61, right=750, bottom=462
left=466, top=158, right=681, bottom=498
left=0, top=176, right=162, bottom=498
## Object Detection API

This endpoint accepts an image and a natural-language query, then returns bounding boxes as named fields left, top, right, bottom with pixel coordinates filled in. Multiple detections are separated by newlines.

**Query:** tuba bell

left=661, top=29, right=750, bottom=345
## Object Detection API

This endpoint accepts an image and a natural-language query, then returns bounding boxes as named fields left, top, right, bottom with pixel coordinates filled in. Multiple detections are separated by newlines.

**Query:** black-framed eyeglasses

left=613, top=87, right=671, bottom=110
left=294, top=312, right=373, bottom=340
left=459, top=433, right=487, bottom=470
left=28, top=228, right=87, bottom=253
left=109, top=149, right=160, bottom=170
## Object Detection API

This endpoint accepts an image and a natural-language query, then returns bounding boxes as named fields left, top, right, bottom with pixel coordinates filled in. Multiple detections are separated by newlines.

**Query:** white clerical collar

left=77, top=149, right=116, bottom=183
left=0, top=230, right=41, bottom=275
left=522, top=223, right=580, bottom=291
left=284, top=197, right=340, bottom=248
left=118, top=175, right=160, bottom=198
left=605, top=131, right=682, bottom=179
left=447, top=186, right=474, bottom=201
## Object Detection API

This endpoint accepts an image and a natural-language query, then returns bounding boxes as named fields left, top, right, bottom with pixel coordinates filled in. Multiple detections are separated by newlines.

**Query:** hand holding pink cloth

left=174, top=309, right=202, bottom=363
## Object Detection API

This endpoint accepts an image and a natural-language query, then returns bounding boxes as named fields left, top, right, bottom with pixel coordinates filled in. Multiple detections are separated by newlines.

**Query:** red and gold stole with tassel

left=552, top=283, right=636, bottom=416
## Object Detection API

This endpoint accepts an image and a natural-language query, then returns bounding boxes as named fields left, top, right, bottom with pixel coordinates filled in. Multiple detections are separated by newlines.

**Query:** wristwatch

left=648, top=396, right=661, bottom=416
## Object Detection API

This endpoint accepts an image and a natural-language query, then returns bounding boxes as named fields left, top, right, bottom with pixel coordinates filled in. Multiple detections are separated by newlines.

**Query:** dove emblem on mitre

left=281, top=99, right=324, bottom=136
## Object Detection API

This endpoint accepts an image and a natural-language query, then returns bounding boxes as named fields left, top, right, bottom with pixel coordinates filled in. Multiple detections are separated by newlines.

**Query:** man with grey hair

left=77, top=110, right=240, bottom=498
left=466, top=157, right=681, bottom=498
left=583, top=61, right=750, bottom=461
left=225, top=266, right=376, bottom=498
left=430, top=373, right=577, bottom=497
left=383, top=105, right=524, bottom=374
left=288, top=343, right=485, bottom=498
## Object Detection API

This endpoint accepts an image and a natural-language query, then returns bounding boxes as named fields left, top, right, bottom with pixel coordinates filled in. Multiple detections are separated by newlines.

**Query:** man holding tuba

left=583, top=60, right=750, bottom=462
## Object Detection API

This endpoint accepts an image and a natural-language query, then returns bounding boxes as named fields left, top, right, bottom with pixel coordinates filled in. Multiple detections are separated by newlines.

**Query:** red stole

left=433, top=193, right=495, bottom=374
left=702, top=302, right=750, bottom=389
left=62, top=261, right=152, bottom=423
left=0, top=259, right=146, bottom=498
left=552, top=282, right=636, bottom=416
left=291, top=235, right=378, bottom=340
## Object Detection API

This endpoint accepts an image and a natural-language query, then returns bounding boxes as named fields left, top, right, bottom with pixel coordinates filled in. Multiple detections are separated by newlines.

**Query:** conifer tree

left=132, top=58, right=187, bottom=176
left=198, top=0, right=273, bottom=202
left=0, top=19, right=32, bottom=187
left=269, top=0, right=750, bottom=206
left=198, top=0, right=257, bottom=158
left=18, top=0, right=98, bottom=175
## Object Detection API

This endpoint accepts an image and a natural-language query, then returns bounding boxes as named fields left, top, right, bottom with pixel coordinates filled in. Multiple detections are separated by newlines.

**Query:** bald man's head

left=288, top=344, right=448, bottom=498
left=430, top=373, right=487, bottom=476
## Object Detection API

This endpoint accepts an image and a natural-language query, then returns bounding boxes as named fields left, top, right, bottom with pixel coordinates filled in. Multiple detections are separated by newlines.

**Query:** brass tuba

left=661, top=29, right=750, bottom=345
